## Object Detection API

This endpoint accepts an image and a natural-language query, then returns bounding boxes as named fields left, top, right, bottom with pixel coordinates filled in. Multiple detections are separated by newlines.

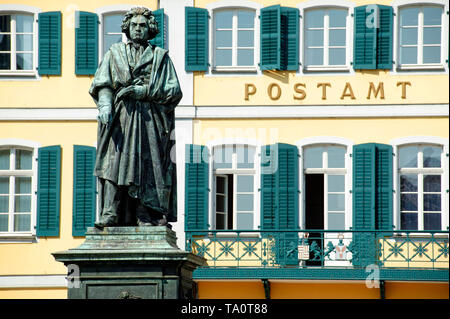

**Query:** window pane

left=0, top=34, right=11, bottom=50
left=237, top=49, right=253, bottom=66
left=424, top=213, right=441, bottom=230
left=213, top=145, right=232, bottom=169
left=216, top=195, right=225, bottom=212
left=14, top=195, right=31, bottom=212
left=423, top=7, right=442, bottom=26
left=306, top=48, right=323, bottom=66
left=16, top=34, right=33, bottom=51
left=216, top=176, right=226, bottom=194
left=16, top=14, right=33, bottom=33
left=215, top=49, right=232, bottom=66
left=237, top=145, right=254, bottom=169
left=401, top=213, right=418, bottom=230
left=400, top=46, right=418, bottom=64
left=238, top=10, right=254, bottom=28
left=423, top=146, right=441, bottom=167
left=0, top=197, right=8, bottom=213
left=401, top=194, right=417, bottom=211
left=328, top=175, right=345, bottom=192
left=0, top=150, right=10, bottom=170
left=328, top=213, right=345, bottom=230
left=329, top=29, right=346, bottom=46
left=329, top=48, right=346, bottom=65
left=216, top=213, right=226, bottom=229
left=14, top=214, right=30, bottom=232
left=237, top=194, right=253, bottom=211
left=400, top=27, right=418, bottom=45
left=16, top=53, right=33, bottom=70
left=237, top=213, right=253, bottom=230
left=329, top=9, right=347, bottom=28
left=305, top=10, right=324, bottom=28
left=423, top=46, right=441, bottom=63
left=328, top=146, right=345, bottom=168
left=399, top=146, right=418, bottom=168
left=237, top=175, right=253, bottom=193
left=0, top=215, right=8, bottom=231
left=104, top=14, right=123, bottom=33
left=0, top=15, right=11, bottom=32
left=424, top=194, right=440, bottom=211
left=15, top=177, right=31, bottom=194
left=424, top=175, right=441, bottom=192
left=400, top=174, right=418, bottom=192
left=0, top=53, right=11, bottom=69
left=304, top=147, right=323, bottom=168
left=400, top=8, right=419, bottom=26
left=328, top=194, right=345, bottom=211
left=216, top=30, right=232, bottom=47
left=238, top=30, right=254, bottom=47
left=306, top=29, right=323, bottom=47
left=104, top=34, right=122, bottom=55
left=215, top=10, right=233, bottom=29
left=15, top=150, right=32, bottom=170
left=0, top=177, right=8, bottom=194
left=423, top=27, right=441, bottom=45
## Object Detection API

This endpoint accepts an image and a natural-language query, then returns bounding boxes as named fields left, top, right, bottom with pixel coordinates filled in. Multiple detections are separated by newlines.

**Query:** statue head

left=121, top=7, right=159, bottom=43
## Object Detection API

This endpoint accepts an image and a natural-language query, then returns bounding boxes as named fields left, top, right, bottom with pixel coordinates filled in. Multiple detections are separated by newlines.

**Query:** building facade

left=0, top=0, right=448, bottom=299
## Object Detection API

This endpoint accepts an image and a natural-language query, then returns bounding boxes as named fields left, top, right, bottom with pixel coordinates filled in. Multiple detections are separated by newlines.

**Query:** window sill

left=212, top=66, right=258, bottom=73
left=207, top=231, right=260, bottom=239
left=303, top=65, right=350, bottom=72
left=0, top=70, right=38, bottom=80
left=0, top=232, right=37, bottom=243
left=397, top=64, right=446, bottom=71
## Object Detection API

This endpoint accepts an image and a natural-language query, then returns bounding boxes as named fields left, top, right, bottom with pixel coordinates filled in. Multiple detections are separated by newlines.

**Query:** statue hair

left=121, top=7, right=159, bottom=41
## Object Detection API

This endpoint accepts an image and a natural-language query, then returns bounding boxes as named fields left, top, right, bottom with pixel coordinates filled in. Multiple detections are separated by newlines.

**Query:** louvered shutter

left=376, top=5, right=393, bottom=69
left=72, top=145, right=97, bottom=236
left=185, top=144, right=209, bottom=234
left=38, top=12, right=61, bottom=75
left=260, top=5, right=281, bottom=70
left=36, top=146, right=61, bottom=237
left=280, top=7, right=299, bottom=71
left=150, top=8, right=165, bottom=48
left=375, top=144, right=393, bottom=233
left=185, top=7, right=209, bottom=71
left=75, top=11, right=98, bottom=75
left=353, top=6, right=377, bottom=70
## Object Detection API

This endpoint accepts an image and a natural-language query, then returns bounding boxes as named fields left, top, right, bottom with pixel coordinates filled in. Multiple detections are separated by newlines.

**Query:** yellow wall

left=0, top=121, right=97, bottom=275
left=0, top=0, right=158, bottom=109
left=0, top=288, right=67, bottom=299
left=196, top=280, right=449, bottom=299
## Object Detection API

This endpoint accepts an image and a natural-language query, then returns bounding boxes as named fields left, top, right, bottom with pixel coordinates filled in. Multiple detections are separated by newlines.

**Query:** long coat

left=89, top=42, right=182, bottom=222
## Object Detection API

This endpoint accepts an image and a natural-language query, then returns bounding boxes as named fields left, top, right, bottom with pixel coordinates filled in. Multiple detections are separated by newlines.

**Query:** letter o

left=267, top=83, right=282, bottom=100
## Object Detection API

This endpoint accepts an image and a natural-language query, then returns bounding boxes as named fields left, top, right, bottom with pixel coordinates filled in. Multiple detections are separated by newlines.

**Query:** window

left=0, top=13, right=34, bottom=73
left=213, top=8, right=256, bottom=70
left=398, top=144, right=444, bottom=230
left=398, top=5, right=444, bottom=68
left=303, top=145, right=347, bottom=230
left=102, top=12, right=126, bottom=57
left=304, top=8, right=348, bottom=69
left=0, top=147, right=34, bottom=234
left=213, top=144, right=256, bottom=229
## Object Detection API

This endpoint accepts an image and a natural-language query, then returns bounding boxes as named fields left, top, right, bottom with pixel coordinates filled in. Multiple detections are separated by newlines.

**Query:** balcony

left=186, top=229, right=449, bottom=282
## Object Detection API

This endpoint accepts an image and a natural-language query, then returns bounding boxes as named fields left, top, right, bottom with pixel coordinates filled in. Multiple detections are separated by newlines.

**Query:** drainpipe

left=380, top=280, right=385, bottom=299
left=262, top=279, right=270, bottom=299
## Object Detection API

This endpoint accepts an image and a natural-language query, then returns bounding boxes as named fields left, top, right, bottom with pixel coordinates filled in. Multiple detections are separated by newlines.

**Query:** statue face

left=129, top=15, right=149, bottom=43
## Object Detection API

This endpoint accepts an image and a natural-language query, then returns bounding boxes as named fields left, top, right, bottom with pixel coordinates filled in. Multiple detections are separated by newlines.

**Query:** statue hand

left=98, top=105, right=112, bottom=125
left=116, top=85, right=147, bottom=101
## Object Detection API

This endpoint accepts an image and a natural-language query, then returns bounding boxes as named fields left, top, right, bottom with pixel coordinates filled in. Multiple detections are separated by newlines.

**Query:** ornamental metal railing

left=185, top=229, right=449, bottom=270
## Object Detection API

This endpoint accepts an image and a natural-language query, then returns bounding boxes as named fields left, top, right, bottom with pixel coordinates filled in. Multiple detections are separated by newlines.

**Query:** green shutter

left=261, top=143, right=299, bottom=266
left=150, top=9, right=165, bottom=48
left=36, top=145, right=61, bottom=237
left=375, top=144, right=393, bottom=232
left=38, top=11, right=61, bottom=75
left=260, top=5, right=281, bottom=70
left=185, top=7, right=209, bottom=71
left=72, top=145, right=97, bottom=236
left=353, top=6, right=377, bottom=70
left=75, top=11, right=98, bottom=75
left=280, top=7, right=299, bottom=71
left=185, top=144, right=209, bottom=233
left=376, top=5, right=393, bottom=69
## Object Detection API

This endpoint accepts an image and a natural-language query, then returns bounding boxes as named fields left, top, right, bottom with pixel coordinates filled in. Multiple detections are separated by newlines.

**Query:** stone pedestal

left=52, top=226, right=206, bottom=299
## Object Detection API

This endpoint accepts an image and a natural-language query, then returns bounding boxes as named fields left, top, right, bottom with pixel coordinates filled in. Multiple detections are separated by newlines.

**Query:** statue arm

left=97, top=87, right=114, bottom=125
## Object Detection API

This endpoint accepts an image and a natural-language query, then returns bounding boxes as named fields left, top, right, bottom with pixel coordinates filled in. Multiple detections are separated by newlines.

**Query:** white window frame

left=298, top=0, right=355, bottom=73
left=391, top=136, right=449, bottom=231
left=0, top=139, right=40, bottom=240
left=207, top=0, right=262, bottom=74
left=206, top=137, right=262, bottom=231
left=393, top=0, right=449, bottom=71
left=0, top=5, right=40, bottom=77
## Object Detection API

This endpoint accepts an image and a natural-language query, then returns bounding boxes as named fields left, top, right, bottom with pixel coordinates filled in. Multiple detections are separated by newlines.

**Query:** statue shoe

left=137, top=219, right=152, bottom=226
left=94, top=216, right=117, bottom=228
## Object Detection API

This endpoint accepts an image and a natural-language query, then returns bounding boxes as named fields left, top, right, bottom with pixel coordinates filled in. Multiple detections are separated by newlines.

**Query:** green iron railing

left=185, top=229, right=449, bottom=270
